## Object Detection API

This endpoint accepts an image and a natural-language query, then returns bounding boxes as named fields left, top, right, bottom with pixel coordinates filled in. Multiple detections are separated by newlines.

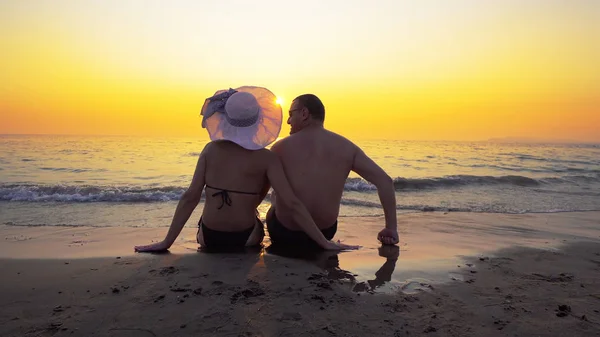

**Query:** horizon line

left=1, top=133, right=599, bottom=145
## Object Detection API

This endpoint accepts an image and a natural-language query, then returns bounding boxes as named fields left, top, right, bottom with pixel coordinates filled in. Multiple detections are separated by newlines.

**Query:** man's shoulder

left=273, top=129, right=357, bottom=151
left=269, top=140, right=284, bottom=155
left=270, top=134, right=297, bottom=153
left=273, top=133, right=297, bottom=145
left=324, top=129, right=353, bottom=143
left=322, top=129, right=359, bottom=154
left=271, top=137, right=289, bottom=148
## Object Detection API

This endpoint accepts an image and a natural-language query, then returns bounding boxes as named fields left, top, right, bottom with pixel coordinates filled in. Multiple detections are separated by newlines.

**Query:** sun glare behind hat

left=201, top=86, right=282, bottom=150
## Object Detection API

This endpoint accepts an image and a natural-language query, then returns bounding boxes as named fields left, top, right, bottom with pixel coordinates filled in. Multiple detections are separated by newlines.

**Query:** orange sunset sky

left=1, top=0, right=599, bottom=141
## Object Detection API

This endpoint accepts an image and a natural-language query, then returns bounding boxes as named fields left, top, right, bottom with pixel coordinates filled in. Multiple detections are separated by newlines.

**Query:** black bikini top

left=205, top=185, right=260, bottom=209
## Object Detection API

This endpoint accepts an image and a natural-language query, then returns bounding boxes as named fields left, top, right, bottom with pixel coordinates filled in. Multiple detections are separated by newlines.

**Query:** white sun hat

left=200, top=86, right=282, bottom=150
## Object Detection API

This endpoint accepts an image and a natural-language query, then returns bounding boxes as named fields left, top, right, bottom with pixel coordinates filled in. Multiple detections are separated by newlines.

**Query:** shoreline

left=3, top=211, right=600, bottom=259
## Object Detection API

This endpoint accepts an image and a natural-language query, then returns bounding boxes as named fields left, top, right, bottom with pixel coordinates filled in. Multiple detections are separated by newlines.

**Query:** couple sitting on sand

left=135, top=86, right=398, bottom=252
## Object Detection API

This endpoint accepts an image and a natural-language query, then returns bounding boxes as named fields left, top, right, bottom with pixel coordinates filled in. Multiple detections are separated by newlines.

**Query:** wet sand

left=1, top=211, right=600, bottom=336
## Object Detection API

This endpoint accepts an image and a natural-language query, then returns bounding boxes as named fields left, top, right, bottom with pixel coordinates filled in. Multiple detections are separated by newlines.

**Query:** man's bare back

left=267, top=94, right=399, bottom=245
left=272, top=128, right=355, bottom=228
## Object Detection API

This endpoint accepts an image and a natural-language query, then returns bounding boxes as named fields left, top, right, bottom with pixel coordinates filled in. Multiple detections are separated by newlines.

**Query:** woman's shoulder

left=203, top=141, right=276, bottom=162
left=202, top=140, right=233, bottom=153
left=199, top=141, right=217, bottom=156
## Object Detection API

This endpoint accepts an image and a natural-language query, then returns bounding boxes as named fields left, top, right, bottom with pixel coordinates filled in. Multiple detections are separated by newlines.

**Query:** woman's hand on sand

left=322, top=240, right=360, bottom=251
left=134, top=240, right=171, bottom=253
left=377, top=228, right=399, bottom=245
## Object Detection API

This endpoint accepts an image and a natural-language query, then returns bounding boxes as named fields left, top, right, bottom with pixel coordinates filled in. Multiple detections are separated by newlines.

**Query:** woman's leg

left=196, top=220, right=206, bottom=248
left=245, top=216, right=265, bottom=246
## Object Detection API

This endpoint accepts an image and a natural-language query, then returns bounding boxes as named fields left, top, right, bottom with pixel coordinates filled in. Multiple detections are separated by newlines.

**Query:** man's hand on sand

left=377, top=228, right=399, bottom=245
left=322, top=240, right=360, bottom=251
left=378, top=244, right=400, bottom=259
left=134, top=240, right=171, bottom=253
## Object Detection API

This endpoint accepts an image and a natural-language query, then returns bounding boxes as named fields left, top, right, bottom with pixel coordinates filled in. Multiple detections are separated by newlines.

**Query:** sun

left=275, top=97, right=284, bottom=105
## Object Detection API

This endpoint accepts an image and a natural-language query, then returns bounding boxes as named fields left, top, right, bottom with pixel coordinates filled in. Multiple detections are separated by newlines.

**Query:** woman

left=134, top=86, right=357, bottom=252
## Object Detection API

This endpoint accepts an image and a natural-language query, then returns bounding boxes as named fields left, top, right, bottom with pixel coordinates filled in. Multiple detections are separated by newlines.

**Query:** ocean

left=1, top=134, right=600, bottom=229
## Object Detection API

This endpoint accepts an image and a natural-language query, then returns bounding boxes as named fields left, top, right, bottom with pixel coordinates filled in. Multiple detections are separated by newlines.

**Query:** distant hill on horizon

left=486, top=137, right=597, bottom=144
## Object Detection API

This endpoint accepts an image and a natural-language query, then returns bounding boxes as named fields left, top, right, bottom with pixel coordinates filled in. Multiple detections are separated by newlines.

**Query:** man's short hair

left=294, top=94, right=325, bottom=122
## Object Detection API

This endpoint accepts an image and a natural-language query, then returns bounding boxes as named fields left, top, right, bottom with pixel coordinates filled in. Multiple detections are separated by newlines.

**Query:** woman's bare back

left=200, top=141, right=271, bottom=231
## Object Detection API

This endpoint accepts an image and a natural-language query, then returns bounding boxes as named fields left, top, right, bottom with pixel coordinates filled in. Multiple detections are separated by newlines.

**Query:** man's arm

left=351, top=146, right=398, bottom=244
left=268, top=141, right=286, bottom=207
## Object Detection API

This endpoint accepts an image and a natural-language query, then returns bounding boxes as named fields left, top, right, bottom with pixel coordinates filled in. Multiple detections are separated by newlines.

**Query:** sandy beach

left=2, top=211, right=600, bottom=336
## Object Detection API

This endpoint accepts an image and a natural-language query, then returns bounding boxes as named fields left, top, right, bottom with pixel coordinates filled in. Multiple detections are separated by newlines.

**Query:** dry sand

left=1, top=211, right=600, bottom=336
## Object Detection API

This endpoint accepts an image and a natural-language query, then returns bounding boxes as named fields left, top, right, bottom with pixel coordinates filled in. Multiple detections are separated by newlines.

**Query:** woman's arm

left=134, top=144, right=209, bottom=252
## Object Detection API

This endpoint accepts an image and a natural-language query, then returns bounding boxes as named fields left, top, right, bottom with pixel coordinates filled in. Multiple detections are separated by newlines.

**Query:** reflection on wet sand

left=265, top=244, right=400, bottom=294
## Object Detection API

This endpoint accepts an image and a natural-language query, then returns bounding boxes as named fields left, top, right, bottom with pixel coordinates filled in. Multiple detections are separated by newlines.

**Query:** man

left=267, top=94, right=399, bottom=247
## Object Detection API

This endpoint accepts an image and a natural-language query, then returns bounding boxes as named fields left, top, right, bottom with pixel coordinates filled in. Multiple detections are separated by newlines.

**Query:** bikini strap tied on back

left=205, top=184, right=260, bottom=209
left=211, top=190, right=232, bottom=210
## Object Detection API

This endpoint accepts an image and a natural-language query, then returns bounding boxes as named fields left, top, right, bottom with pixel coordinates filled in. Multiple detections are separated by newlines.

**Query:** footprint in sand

left=279, top=312, right=302, bottom=321
left=401, top=280, right=434, bottom=294
left=106, top=328, right=158, bottom=336
left=148, top=266, right=179, bottom=276
left=448, top=272, right=464, bottom=281
left=230, top=287, right=265, bottom=304
left=68, top=240, right=92, bottom=247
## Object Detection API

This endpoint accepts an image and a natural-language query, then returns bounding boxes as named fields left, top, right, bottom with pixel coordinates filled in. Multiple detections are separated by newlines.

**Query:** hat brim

left=202, top=86, right=282, bottom=150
